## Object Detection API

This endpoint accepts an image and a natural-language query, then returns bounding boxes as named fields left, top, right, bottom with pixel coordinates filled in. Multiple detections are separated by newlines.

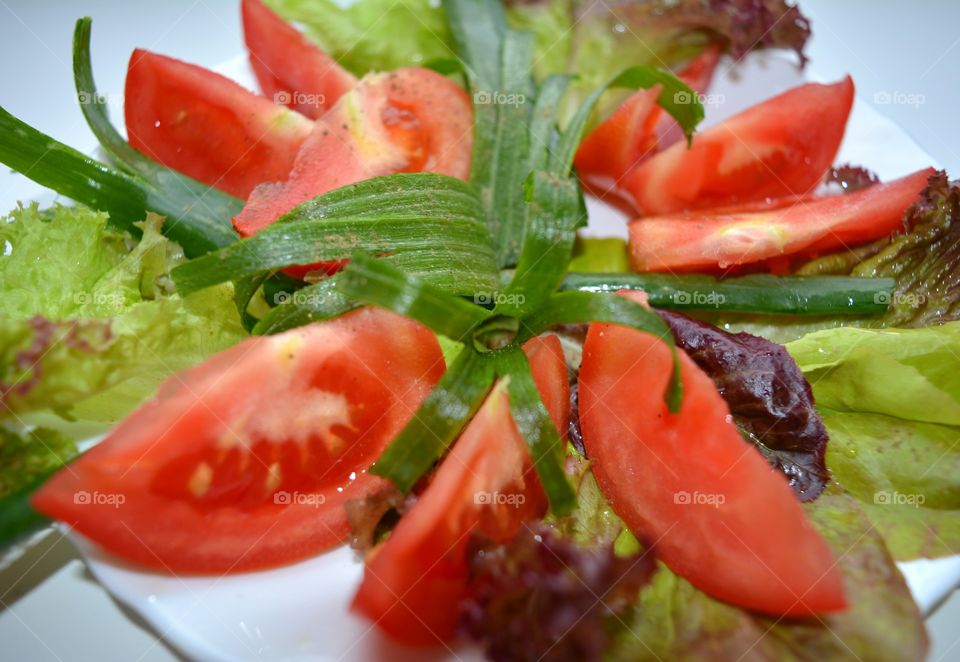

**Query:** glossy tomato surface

left=233, top=67, right=473, bottom=239
left=242, top=0, right=356, bottom=119
left=351, top=335, right=569, bottom=645
left=575, top=44, right=721, bottom=198
left=629, top=167, right=934, bottom=271
left=578, top=292, right=846, bottom=616
left=624, top=77, right=854, bottom=216
left=124, top=49, right=312, bottom=199
left=33, top=308, right=444, bottom=573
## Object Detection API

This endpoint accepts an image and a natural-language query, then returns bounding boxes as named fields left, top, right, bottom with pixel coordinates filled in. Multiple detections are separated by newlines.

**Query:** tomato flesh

left=624, top=77, right=854, bottom=216
left=578, top=291, right=846, bottom=616
left=575, top=44, right=721, bottom=198
left=629, top=167, right=934, bottom=271
left=233, top=67, right=472, bottom=278
left=242, top=0, right=357, bottom=119
left=32, top=308, right=444, bottom=573
left=351, top=335, right=568, bottom=645
left=124, top=49, right=312, bottom=199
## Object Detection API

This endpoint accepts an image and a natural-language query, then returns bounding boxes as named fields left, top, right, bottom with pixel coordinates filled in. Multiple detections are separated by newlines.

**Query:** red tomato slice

left=233, top=67, right=472, bottom=243
left=124, top=49, right=313, bottom=200
left=32, top=308, right=444, bottom=573
left=574, top=44, right=721, bottom=200
left=578, top=291, right=845, bottom=616
left=351, top=335, right=568, bottom=646
left=629, top=167, right=934, bottom=272
left=242, top=0, right=357, bottom=119
left=624, top=77, right=855, bottom=216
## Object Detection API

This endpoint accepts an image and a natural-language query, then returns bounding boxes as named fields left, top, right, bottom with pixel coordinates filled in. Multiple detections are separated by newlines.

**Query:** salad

left=1, top=0, right=957, bottom=660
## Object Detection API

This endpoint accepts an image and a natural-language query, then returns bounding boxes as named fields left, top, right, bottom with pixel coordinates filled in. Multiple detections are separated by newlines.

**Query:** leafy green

left=799, top=171, right=960, bottom=328
left=0, top=427, right=76, bottom=499
left=563, top=272, right=892, bottom=317
left=520, top=290, right=681, bottom=410
left=266, top=0, right=455, bottom=72
left=496, top=347, right=575, bottom=514
left=0, top=205, right=245, bottom=432
left=0, top=107, right=239, bottom=258
left=171, top=173, right=499, bottom=297
left=268, top=0, right=811, bottom=128
left=371, top=348, right=495, bottom=492
left=609, top=491, right=927, bottom=661
left=338, top=253, right=491, bottom=343
left=787, top=323, right=960, bottom=559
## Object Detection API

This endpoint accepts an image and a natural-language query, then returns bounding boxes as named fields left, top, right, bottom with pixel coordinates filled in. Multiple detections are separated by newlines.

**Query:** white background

left=0, top=1, right=958, bottom=660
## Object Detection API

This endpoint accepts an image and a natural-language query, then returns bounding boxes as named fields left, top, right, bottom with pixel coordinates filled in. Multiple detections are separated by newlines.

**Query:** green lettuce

left=786, top=323, right=960, bottom=560
left=1, top=204, right=246, bottom=436
left=0, top=427, right=76, bottom=499
left=537, top=455, right=929, bottom=660
left=609, top=491, right=927, bottom=661
left=266, top=0, right=810, bottom=124
left=266, top=0, right=454, bottom=72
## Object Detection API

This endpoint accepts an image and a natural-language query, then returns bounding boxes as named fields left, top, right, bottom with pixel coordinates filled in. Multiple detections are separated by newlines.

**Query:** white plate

left=35, top=50, right=954, bottom=661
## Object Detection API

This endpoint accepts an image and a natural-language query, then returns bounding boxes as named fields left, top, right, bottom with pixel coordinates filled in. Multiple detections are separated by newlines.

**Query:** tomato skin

left=574, top=44, right=721, bottom=200
left=241, top=0, right=357, bottom=119
left=124, top=49, right=313, bottom=199
left=624, top=77, right=855, bottom=216
left=233, top=67, right=472, bottom=274
left=578, top=291, right=846, bottom=616
left=629, top=167, right=935, bottom=272
left=351, top=335, right=568, bottom=646
left=32, top=308, right=444, bottom=573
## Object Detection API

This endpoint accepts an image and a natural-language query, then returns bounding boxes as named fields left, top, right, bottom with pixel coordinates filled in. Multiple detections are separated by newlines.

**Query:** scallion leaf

left=550, top=67, right=705, bottom=175
left=562, top=272, right=894, bottom=316
left=338, top=253, right=491, bottom=342
left=371, top=348, right=495, bottom=493
left=496, top=347, right=576, bottom=515
left=520, top=290, right=683, bottom=411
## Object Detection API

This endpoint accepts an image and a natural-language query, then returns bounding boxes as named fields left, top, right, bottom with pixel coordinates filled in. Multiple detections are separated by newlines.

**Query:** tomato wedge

left=578, top=291, right=845, bottom=616
left=124, top=49, right=312, bottom=199
left=629, top=167, right=934, bottom=272
left=242, top=0, right=357, bottom=119
left=32, top=308, right=444, bottom=573
left=575, top=44, right=721, bottom=198
left=233, top=67, right=472, bottom=242
left=351, top=335, right=568, bottom=646
left=624, top=77, right=855, bottom=216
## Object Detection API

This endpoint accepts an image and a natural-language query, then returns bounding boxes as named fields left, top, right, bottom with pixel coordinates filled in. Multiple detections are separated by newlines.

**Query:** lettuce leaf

left=609, top=491, right=927, bottom=661
left=786, top=323, right=960, bottom=559
left=799, top=172, right=960, bottom=328
left=266, top=0, right=454, bottom=72
left=267, top=0, right=810, bottom=124
left=0, top=204, right=246, bottom=436
left=0, top=427, right=76, bottom=499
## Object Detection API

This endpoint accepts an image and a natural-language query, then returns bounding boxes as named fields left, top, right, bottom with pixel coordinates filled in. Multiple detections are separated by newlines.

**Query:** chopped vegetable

left=461, top=524, right=655, bottom=662
left=233, top=67, right=473, bottom=274
left=124, top=48, right=313, bottom=199
left=800, top=170, right=960, bottom=327
left=32, top=308, right=444, bottom=572
left=351, top=335, right=567, bottom=644
left=242, top=0, right=356, bottom=118
left=658, top=310, right=829, bottom=501
left=609, top=491, right=927, bottom=661
left=578, top=291, right=845, bottom=615
left=629, top=168, right=935, bottom=271
left=625, top=78, right=854, bottom=216
left=574, top=44, right=721, bottom=200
